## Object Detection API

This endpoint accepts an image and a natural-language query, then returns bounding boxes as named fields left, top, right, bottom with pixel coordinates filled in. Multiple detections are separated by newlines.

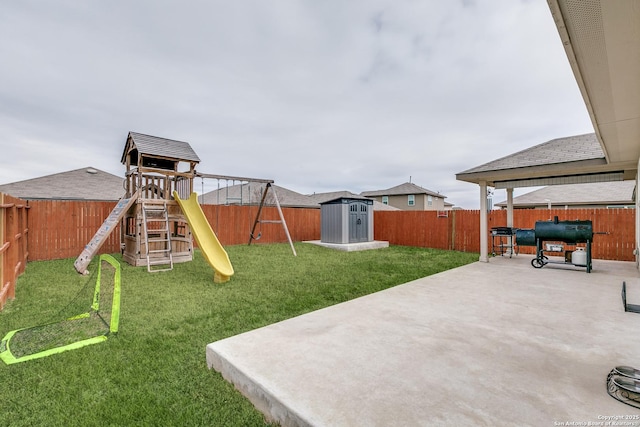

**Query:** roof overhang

left=456, top=2, right=640, bottom=189
left=548, top=0, right=640, bottom=167
left=457, top=158, right=637, bottom=188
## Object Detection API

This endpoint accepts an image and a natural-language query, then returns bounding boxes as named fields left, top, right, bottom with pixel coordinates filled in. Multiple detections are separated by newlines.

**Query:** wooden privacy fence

left=374, top=208, right=636, bottom=261
left=0, top=193, right=29, bottom=309
left=20, top=199, right=637, bottom=263
left=3, top=197, right=633, bottom=314
left=199, top=204, right=320, bottom=246
left=28, top=200, right=123, bottom=261
left=506, top=208, right=635, bottom=261
left=25, top=200, right=321, bottom=261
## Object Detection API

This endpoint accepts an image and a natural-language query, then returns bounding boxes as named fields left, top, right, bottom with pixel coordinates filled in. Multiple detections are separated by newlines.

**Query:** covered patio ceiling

left=457, top=0, right=640, bottom=189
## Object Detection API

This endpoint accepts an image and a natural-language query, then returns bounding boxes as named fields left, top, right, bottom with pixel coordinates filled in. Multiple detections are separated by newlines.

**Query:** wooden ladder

left=142, top=202, right=174, bottom=272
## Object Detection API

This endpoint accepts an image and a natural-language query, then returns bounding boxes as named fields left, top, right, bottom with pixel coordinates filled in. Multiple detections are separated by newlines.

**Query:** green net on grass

left=0, top=254, right=121, bottom=365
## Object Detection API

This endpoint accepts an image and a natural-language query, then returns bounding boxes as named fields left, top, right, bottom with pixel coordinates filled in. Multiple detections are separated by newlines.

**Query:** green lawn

left=0, top=243, right=477, bottom=426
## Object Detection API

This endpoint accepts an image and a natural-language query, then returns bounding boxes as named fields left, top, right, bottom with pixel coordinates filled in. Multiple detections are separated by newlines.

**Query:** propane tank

left=572, top=248, right=587, bottom=266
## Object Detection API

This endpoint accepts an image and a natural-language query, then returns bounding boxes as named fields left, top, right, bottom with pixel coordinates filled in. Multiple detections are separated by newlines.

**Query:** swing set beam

left=195, top=172, right=273, bottom=184
left=195, top=173, right=296, bottom=257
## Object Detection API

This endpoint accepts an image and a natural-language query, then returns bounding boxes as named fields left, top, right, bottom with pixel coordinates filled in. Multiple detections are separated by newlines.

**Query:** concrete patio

left=206, top=255, right=640, bottom=426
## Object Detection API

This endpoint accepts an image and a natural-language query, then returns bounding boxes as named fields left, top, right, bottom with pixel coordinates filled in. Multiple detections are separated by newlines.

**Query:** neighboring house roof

left=495, top=180, right=636, bottom=208
left=361, top=182, right=446, bottom=199
left=459, top=133, right=604, bottom=175
left=370, top=201, right=399, bottom=211
left=0, top=167, right=125, bottom=201
left=308, top=191, right=364, bottom=204
left=201, top=183, right=316, bottom=208
left=201, top=185, right=398, bottom=211
left=121, top=132, right=201, bottom=164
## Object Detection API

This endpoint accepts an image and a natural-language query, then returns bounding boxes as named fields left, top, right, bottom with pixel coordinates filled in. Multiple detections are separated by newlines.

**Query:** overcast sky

left=0, top=0, right=594, bottom=209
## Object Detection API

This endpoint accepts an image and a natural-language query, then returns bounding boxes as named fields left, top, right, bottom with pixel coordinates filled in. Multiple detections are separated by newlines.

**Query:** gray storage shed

left=320, top=197, right=374, bottom=244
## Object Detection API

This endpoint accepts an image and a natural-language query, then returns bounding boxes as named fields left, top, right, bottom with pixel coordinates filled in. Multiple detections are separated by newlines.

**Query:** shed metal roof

left=319, top=196, right=373, bottom=205
left=308, top=191, right=366, bottom=204
left=121, top=132, right=201, bottom=164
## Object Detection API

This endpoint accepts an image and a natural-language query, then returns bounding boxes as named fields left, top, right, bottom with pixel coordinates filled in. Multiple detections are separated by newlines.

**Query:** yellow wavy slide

left=172, top=191, right=234, bottom=283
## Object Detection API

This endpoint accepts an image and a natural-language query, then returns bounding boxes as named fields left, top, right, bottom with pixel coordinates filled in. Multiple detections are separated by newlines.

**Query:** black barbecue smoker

left=515, top=216, right=594, bottom=273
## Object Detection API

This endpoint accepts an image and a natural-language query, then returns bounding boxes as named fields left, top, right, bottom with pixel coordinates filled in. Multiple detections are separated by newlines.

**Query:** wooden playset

left=74, top=131, right=295, bottom=279
left=120, top=132, right=199, bottom=271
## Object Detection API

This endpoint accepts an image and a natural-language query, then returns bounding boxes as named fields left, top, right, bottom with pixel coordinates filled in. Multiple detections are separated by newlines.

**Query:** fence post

left=450, top=210, right=456, bottom=251
left=0, top=192, right=4, bottom=308
left=0, top=193, right=30, bottom=310
left=0, top=193, right=16, bottom=309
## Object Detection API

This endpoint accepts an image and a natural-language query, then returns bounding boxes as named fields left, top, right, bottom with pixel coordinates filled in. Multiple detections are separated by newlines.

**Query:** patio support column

left=506, top=188, right=514, bottom=256
left=479, top=181, right=489, bottom=262
left=506, top=188, right=514, bottom=226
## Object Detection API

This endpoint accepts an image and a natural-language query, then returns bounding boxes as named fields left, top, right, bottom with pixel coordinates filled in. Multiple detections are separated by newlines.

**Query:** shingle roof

left=495, top=180, right=636, bottom=207
left=122, top=132, right=201, bottom=164
left=0, top=167, right=125, bottom=201
left=201, top=186, right=398, bottom=210
left=308, top=191, right=365, bottom=204
left=459, top=133, right=604, bottom=175
left=361, top=182, right=446, bottom=198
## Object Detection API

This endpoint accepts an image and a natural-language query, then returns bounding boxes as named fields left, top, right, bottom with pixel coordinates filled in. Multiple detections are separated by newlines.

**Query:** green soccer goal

left=0, top=254, right=121, bottom=365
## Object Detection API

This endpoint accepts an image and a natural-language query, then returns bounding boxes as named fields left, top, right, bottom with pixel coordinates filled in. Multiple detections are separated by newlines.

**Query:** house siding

left=370, top=194, right=445, bottom=211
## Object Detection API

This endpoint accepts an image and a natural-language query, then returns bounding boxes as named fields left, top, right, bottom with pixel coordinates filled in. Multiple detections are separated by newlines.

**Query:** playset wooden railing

left=125, top=169, right=194, bottom=200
